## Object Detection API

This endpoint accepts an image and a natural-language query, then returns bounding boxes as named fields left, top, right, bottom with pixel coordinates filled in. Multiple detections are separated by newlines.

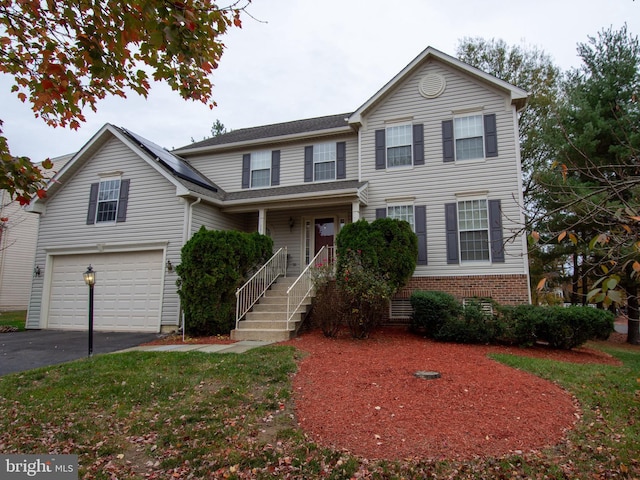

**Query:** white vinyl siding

left=186, top=135, right=358, bottom=192
left=27, top=136, right=186, bottom=330
left=360, top=61, right=527, bottom=277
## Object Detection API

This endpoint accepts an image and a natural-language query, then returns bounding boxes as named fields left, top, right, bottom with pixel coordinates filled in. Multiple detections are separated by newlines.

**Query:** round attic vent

left=419, top=73, right=446, bottom=99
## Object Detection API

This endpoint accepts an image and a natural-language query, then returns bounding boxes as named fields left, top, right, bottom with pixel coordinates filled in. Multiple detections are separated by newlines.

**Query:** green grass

left=0, top=310, right=26, bottom=330
left=0, top=341, right=638, bottom=479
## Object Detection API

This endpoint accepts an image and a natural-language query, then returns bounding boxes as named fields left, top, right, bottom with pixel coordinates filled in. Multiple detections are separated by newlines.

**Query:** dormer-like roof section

left=348, top=46, right=529, bottom=125
left=174, top=113, right=353, bottom=155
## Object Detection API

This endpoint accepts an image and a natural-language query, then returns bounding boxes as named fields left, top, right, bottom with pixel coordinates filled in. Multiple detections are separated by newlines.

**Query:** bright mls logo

left=1, top=455, right=77, bottom=479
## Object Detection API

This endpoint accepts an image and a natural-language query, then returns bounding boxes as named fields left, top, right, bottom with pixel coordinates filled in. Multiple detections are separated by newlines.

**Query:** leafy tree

left=456, top=37, right=562, bottom=199
left=532, top=25, right=640, bottom=344
left=0, top=0, right=248, bottom=202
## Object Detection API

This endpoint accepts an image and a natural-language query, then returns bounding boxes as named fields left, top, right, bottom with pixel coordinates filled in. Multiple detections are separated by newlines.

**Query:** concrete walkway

left=119, top=340, right=275, bottom=354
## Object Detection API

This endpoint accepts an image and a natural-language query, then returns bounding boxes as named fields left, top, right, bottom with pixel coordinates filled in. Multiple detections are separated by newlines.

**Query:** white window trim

left=456, top=196, right=491, bottom=264
left=453, top=113, right=486, bottom=163
left=385, top=123, right=413, bottom=169
left=95, top=176, right=121, bottom=225
left=313, top=142, right=337, bottom=182
left=386, top=202, right=415, bottom=232
left=250, top=151, right=271, bottom=189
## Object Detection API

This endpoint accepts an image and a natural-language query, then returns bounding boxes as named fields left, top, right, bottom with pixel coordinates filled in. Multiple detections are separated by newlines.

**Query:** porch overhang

left=220, top=180, right=368, bottom=213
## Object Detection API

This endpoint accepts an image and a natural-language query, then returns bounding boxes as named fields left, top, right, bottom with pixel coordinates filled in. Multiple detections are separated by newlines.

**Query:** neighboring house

left=0, top=154, right=71, bottom=311
left=26, top=46, right=531, bottom=334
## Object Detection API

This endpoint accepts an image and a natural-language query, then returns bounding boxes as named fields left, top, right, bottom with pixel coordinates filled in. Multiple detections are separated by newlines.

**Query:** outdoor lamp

left=83, top=265, right=96, bottom=286
left=83, top=265, right=95, bottom=357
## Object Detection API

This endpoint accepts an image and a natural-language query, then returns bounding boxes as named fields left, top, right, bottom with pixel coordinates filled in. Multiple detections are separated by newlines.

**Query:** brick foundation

left=395, top=274, right=531, bottom=306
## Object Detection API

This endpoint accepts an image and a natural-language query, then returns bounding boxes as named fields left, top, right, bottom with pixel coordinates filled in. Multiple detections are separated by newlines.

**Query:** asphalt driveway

left=0, top=330, right=161, bottom=376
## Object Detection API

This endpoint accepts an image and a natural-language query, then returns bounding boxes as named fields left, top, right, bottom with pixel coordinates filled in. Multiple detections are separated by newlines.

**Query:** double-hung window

left=442, top=113, right=497, bottom=162
left=313, top=142, right=336, bottom=181
left=457, top=199, right=490, bottom=261
left=250, top=151, right=271, bottom=188
left=96, top=179, right=121, bottom=223
left=454, top=115, right=484, bottom=160
left=387, top=204, right=415, bottom=230
left=377, top=203, right=427, bottom=265
left=386, top=125, right=413, bottom=167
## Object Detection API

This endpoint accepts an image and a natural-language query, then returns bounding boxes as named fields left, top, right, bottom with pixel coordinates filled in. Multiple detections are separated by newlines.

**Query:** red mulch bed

left=145, top=327, right=635, bottom=461
left=282, top=327, right=628, bottom=461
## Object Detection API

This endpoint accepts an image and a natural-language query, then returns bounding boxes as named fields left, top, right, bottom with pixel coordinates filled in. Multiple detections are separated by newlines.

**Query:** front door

left=314, top=218, right=335, bottom=263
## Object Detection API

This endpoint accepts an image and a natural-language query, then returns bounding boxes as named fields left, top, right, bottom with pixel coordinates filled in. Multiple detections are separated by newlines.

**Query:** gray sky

left=1, top=0, right=638, bottom=162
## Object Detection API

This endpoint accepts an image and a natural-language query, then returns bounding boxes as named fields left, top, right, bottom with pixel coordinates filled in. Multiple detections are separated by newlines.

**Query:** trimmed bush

left=176, top=226, right=273, bottom=336
left=537, top=305, right=615, bottom=349
left=335, top=218, right=418, bottom=338
left=410, top=290, right=462, bottom=336
left=499, top=304, right=615, bottom=349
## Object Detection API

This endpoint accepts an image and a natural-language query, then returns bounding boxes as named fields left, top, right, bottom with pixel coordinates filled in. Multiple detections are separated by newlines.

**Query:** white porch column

left=257, top=208, right=266, bottom=234
left=351, top=200, right=360, bottom=222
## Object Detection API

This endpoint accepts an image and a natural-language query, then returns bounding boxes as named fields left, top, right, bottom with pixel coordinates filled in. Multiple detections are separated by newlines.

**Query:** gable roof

left=348, top=46, right=529, bottom=125
left=29, top=124, right=222, bottom=212
left=174, top=113, right=353, bottom=155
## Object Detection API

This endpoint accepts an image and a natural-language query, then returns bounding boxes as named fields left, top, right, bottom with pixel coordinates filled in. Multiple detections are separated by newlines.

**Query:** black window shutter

left=375, top=208, right=386, bottom=219
left=442, top=120, right=454, bottom=162
left=484, top=114, right=498, bottom=158
left=336, top=142, right=346, bottom=179
left=116, top=179, right=130, bottom=223
left=413, top=124, right=424, bottom=166
left=375, top=129, right=386, bottom=170
left=271, top=150, right=280, bottom=186
left=86, top=182, right=99, bottom=225
left=489, top=199, right=505, bottom=262
left=414, top=205, right=427, bottom=265
left=445, top=203, right=459, bottom=264
left=241, top=154, right=251, bottom=189
left=304, top=146, right=313, bottom=182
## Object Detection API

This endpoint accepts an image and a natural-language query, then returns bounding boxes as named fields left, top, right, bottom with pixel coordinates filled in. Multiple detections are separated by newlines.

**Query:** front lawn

left=0, top=310, right=26, bottom=331
left=0, top=341, right=637, bottom=479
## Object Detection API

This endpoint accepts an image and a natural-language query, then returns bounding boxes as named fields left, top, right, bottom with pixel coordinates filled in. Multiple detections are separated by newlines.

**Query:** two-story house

left=26, top=46, right=531, bottom=335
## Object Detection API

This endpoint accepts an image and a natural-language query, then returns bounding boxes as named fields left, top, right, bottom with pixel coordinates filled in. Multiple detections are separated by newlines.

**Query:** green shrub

left=310, top=281, right=345, bottom=338
left=410, top=290, right=462, bottom=336
left=335, top=218, right=417, bottom=338
left=429, top=300, right=502, bottom=344
left=537, top=305, right=614, bottom=349
left=337, top=249, right=395, bottom=338
left=499, top=304, right=615, bottom=349
left=497, top=304, right=546, bottom=346
left=176, top=226, right=273, bottom=336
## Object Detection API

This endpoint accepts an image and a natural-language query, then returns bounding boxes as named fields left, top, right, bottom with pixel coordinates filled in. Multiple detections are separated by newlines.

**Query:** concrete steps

left=231, top=277, right=312, bottom=342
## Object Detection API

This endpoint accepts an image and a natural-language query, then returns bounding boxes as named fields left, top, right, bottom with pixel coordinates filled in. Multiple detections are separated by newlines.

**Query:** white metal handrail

left=286, top=245, right=334, bottom=330
left=235, top=247, right=287, bottom=329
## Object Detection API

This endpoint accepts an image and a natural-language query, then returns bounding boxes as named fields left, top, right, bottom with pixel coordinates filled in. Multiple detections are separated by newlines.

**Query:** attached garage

left=46, top=250, right=164, bottom=332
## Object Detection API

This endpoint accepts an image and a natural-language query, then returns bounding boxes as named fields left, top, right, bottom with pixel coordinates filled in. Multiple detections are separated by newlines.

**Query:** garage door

left=47, top=251, right=163, bottom=332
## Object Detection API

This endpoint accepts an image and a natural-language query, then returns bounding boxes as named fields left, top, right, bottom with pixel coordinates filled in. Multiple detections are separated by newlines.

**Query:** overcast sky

left=1, top=0, right=638, bottom=162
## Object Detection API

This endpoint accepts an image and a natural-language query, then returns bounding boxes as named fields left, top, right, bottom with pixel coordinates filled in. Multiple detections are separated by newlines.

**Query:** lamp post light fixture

left=83, top=265, right=96, bottom=357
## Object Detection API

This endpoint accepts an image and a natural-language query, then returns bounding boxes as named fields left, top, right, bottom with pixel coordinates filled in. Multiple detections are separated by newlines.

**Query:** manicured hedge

left=410, top=290, right=615, bottom=349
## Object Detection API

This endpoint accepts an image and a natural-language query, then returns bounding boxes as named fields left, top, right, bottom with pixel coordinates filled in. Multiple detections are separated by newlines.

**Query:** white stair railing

left=286, top=246, right=334, bottom=331
left=235, top=247, right=287, bottom=329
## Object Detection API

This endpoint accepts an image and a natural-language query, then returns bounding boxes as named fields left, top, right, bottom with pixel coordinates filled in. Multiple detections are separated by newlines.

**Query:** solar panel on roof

left=121, top=128, right=217, bottom=192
